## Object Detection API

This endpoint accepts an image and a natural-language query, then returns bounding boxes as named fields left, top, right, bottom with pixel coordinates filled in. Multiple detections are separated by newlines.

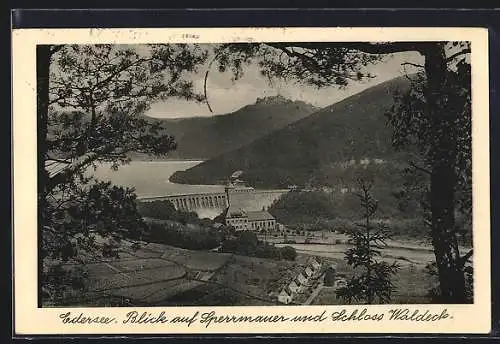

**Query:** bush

left=136, top=200, right=201, bottom=225
left=144, top=222, right=222, bottom=250
left=280, top=246, right=297, bottom=261
left=221, top=231, right=296, bottom=261
left=324, top=267, right=336, bottom=286
left=221, top=231, right=259, bottom=256
left=269, top=191, right=339, bottom=226
left=267, top=185, right=435, bottom=241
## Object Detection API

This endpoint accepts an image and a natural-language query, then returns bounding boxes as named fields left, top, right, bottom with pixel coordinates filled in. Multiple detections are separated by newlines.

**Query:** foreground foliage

left=337, top=179, right=400, bottom=304
left=221, top=231, right=297, bottom=261
left=38, top=44, right=207, bottom=305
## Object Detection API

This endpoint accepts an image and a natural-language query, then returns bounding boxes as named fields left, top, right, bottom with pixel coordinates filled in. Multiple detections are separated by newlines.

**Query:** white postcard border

left=12, top=27, right=491, bottom=335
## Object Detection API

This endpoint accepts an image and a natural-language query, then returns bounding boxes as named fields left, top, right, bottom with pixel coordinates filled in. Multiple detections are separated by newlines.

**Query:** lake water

left=90, top=160, right=226, bottom=197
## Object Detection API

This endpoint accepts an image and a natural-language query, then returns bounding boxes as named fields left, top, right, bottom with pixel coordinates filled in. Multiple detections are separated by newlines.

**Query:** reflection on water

left=89, top=160, right=225, bottom=197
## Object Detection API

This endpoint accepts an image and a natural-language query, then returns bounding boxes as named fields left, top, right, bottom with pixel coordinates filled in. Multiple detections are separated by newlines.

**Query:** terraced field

left=62, top=238, right=439, bottom=306
left=88, top=264, right=186, bottom=292
left=103, top=279, right=203, bottom=304
left=66, top=242, right=234, bottom=306
left=161, top=246, right=232, bottom=271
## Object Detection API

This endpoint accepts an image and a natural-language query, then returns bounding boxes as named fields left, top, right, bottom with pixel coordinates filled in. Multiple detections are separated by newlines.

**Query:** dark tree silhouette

left=386, top=51, right=473, bottom=302
left=37, top=44, right=207, bottom=305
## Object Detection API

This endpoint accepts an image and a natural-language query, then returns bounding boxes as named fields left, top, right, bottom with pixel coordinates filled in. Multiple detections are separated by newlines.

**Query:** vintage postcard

left=12, top=27, right=491, bottom=335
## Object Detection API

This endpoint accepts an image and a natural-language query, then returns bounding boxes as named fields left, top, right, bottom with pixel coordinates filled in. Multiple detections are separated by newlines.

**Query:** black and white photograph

left=35, top=38, right=477, bottom=308
left=12, top=26, right=492, bottom=335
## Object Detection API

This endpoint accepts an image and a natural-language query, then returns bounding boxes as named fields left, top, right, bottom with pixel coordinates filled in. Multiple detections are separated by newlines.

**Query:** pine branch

left=446, top=48, right=471, bottom=62
left=203, top=52, right=223, bottom=113
left=272, top=42, right=424, bottom=55
left=459, top=249, right=473, bottom=267
left=401, top=62, right=425, bottom=69
left=409, top=161, right=432, bottom=175
left=50, top=45, right=64, bottom=56
left=46, top=157, right=71, bottom=164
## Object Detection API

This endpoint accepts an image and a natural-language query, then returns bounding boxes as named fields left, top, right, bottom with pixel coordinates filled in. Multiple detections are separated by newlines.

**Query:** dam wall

left=227, top=189, right=290, bottom=213
left=138, top=188, right=290, bottom=219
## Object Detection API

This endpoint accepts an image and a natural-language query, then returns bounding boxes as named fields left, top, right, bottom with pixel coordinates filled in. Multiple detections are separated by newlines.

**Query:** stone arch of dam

left=138, top=189, right=290, bottom=219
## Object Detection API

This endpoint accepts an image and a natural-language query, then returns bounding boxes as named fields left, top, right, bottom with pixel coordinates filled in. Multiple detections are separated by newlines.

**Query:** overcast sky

left=145, top=50, right=423, bottom=119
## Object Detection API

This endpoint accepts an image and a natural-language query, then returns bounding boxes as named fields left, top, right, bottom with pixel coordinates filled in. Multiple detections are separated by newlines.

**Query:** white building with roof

left=247, top=211, right=277, bottom=231
left=310, top=257, right=322, bottom=270
left=278, top=289, right=293, bottom=304
left=225, top=210, right=277, bottom=231
left=288, top=280, right=300, bottom=294
left=304, top=266, right=314, bottom=278
left=225, top=210, right=249, bottom=231
left=296, top=272, right=308, bottom=286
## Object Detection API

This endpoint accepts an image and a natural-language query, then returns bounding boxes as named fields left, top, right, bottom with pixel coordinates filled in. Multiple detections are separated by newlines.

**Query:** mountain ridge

left=169, top=75, right=414, bottom=188
left=133, top=95, right=318, bottom=160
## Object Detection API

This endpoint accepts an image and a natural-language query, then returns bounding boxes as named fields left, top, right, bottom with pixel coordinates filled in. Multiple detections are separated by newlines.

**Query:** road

left=275, top=243, right=436, bottom=266
left=303, top=281, right=325, bottom=305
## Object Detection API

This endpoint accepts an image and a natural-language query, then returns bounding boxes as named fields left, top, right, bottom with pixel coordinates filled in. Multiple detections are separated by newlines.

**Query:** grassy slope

left=63, top=240, right=434, bottom=306
left=170, top=76, right=413, bottom=187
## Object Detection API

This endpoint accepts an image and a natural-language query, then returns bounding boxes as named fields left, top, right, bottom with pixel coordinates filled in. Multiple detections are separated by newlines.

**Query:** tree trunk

left=423, top=43, right=466, bottom=303
left=37, top=45, right=51, bottom=306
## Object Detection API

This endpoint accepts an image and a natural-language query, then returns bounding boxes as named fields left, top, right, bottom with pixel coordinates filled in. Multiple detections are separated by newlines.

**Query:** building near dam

left=222, top=182, right=280, bottom=231
left=225, top=209, right=277, bottom=231
left=138, top=182, right=289, bottom=227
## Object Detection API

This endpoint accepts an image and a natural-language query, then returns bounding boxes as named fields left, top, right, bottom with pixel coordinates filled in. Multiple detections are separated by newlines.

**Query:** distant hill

left=169, top=76, right=414, bottom=188
left=133, top=95, right=318, bottom=160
